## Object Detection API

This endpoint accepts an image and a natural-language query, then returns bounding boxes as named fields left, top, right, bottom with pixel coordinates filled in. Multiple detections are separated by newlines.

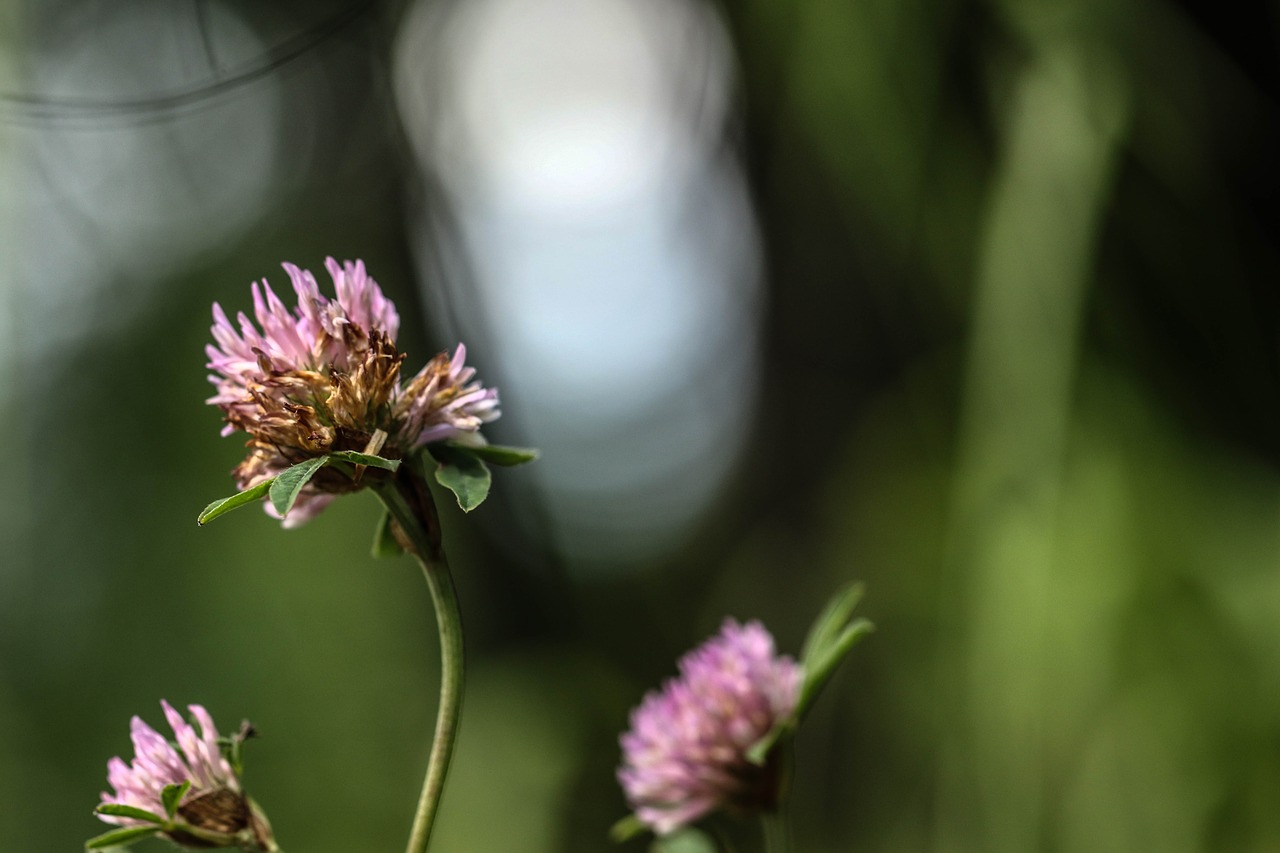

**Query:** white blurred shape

left=0, top=2, right=293, bottom=609
left=396, top=0, right=762, bottom=569
left=442, top=0, right=685, bottom=213
left=2, top=2, right=283, bottom=357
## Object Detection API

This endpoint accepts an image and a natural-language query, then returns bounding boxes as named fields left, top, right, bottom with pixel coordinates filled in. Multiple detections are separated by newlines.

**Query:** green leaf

left=268, top=456, right=329, bottom=518
left=450, top=442, right=540, bottom=466
left=328, top=450, right=402, bottom=471
left=161, top=781, right=190, bottom=819
left=794, top=582, right=874, bottom=719
left=746, top=583, right=874, bottom=766
left=745, top=718, right=792, bottom=766
left=431, top=446, right=492, bottom=512
left=651, top=827, right=717, bottom=853
left=85, top=825, right=162, bottom=849
left=197, top=479, right=273, bottom=526
left=371, top=510, right=404, bottom=558
left=797, top=616, right=874, bottom=718
left=93, top=804, right=165, bottom=824
left=800, top=582, right=865, bottom=666
left=609, top=814, right=647, bottom=843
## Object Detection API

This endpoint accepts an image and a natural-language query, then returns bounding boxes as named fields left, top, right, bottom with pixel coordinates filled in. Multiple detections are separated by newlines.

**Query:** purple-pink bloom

left=618, top=619, right=802, bottom=835
left=99, top=701, right=274, bottom=849
left=206, top=258, right=500, bottom=526
left=100, top=700, right=239, bottom=824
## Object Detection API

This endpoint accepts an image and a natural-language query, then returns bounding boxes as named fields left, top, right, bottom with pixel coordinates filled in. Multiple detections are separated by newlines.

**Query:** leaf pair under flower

left=88, top=781, right=189, bottom=849
left=197, top=450, right=403, bottom=525
left=89, top=791, right=274, bottom=851
left=426, top=442, right=539, bottom=512
left=198, top=443, right=538, bottom=528
left=369, top=442, right=539, bottom=556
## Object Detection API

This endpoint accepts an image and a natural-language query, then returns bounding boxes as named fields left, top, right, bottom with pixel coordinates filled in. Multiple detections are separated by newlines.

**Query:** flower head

left=618, top=619, right=802, bottom=835
left=98, top=701, right=274, bottom=850
left=206, top=259, right=500, bottom=525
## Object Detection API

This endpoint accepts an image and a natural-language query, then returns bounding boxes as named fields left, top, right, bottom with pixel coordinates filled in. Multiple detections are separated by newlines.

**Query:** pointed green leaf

left=745, top=718, right=793, bottom=766
left=93, top=804, right=165, bottom=824
left=746, top=584, right=874, bottom=766
left=372, top=510, right=404, bottom=557
left=431, top=446, right=492, bottom=512
left=651, top=827, right=717, bottom=853
left=450, top=442, right=540, bottom=466
left=328, top=450, right=402, bottom=471
left=796, top=617, right=874, bottom=718
left=800, top=582, right=866, bottom=667
left=795, top=582, right=874, bottom=719
left=161, top=781, right=190, bottom=819
left=610, top=814, right=647, bottom=843
left=197, top=479, right=273, bottom=525
left=85, top=825, right=162, bottom=849
left=268, top=456, right=329, bottom=518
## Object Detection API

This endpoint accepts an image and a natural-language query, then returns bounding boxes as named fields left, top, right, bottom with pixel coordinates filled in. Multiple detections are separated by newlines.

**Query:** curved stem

left=374, top=464, right=465, bottom=853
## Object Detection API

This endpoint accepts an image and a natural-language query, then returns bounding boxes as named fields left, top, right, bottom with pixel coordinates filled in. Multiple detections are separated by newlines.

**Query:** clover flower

left=618, top=619, right=803, bottom=835
left=206, top=258, right=500, bottom=525
left=96, top=701, right=274, bottom=850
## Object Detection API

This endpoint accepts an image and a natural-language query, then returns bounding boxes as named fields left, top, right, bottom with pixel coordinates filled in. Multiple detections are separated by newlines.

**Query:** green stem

left=374, top=463, right=465, bottom=853
left=762, top=807, right=792, bottom=853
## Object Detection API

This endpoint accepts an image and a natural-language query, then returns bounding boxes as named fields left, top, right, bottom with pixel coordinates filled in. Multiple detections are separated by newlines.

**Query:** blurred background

left=1, top=0, right=1278, bottom=850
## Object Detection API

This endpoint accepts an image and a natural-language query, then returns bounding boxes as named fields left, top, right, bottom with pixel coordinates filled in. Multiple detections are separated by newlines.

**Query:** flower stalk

left=761, top=806, right=792, bottom=853
left=373, top=461, right=464, bottom=853
left=197, top=259, right=536, bottom=849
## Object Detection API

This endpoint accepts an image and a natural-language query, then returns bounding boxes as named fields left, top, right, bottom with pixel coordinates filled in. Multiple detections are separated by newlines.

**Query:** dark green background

left=2, top=0, right=1279, bottom=850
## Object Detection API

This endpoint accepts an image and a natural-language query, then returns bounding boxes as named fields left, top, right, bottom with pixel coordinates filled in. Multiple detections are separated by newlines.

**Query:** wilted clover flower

left=96, top=701, right=275, bottom=851
left=206, top=258, right=500, bottom=525
left=618, top=619, right=803, bottom=835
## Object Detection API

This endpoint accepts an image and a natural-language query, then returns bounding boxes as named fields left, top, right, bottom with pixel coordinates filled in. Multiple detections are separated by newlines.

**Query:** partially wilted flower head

left=618, top=619, right=803, bottom=835
left=207, top=259, right=500, bottom=525
left=98, top=701, right=274, bottom=850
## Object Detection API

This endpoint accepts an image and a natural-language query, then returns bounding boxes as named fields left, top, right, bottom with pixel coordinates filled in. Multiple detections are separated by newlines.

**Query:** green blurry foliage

left=4, top=0, right=1279, bottom=850
left=823, top=358, right=1280, bottom=852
